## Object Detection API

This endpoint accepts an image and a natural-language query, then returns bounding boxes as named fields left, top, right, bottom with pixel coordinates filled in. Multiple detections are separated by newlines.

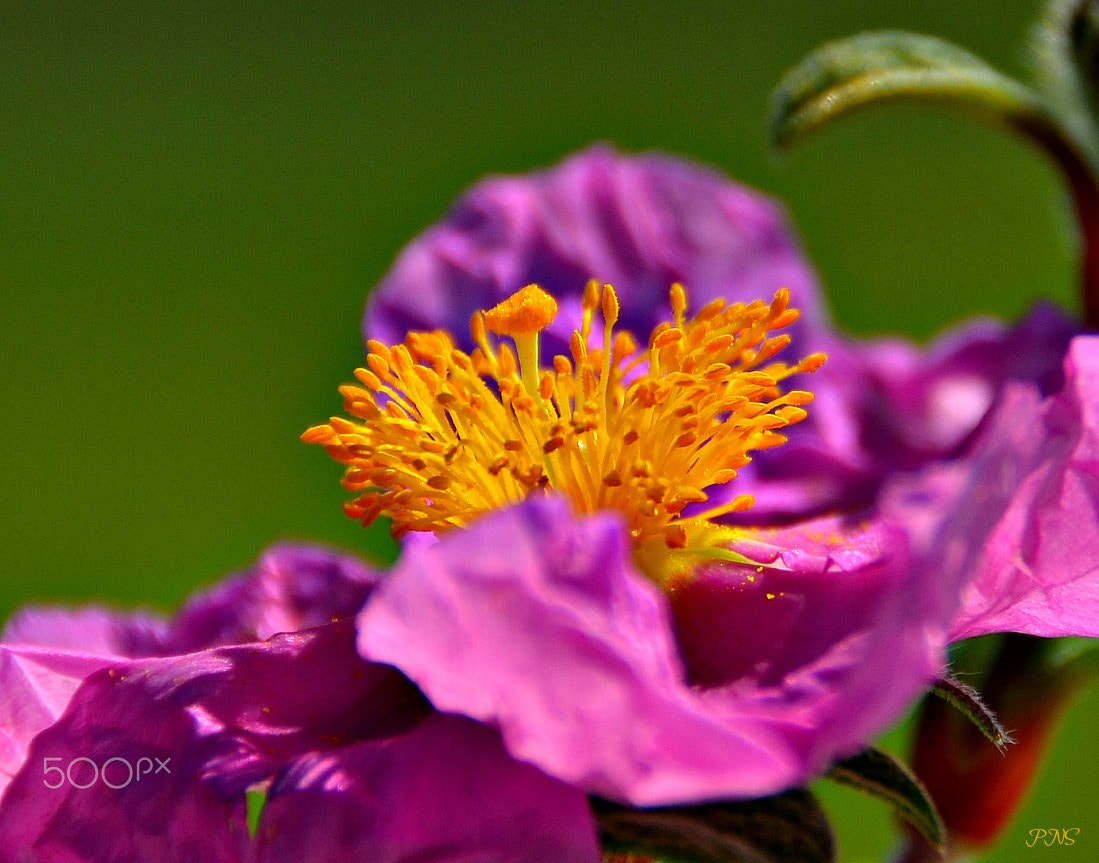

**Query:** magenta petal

left=256, top=712, right=600, bottom=863
left=895, top=337, right=1099, bottom=640
left=163, top=543, right=380, bottom=651
left=0, top=647, right=118, bottom=800
left=676, top=517, right=946, bottom=760
left=358, top=496, right=942, bottom=804
left=0, top=655, right=250, bottom=863
left=2, top=545, right=379, bottom=660
left=2, top=607, right=168, bottom=658
left=192, top=623, right=429, bottom=796
left=0, top=545, right=386, bottom=805
left=0, top=622, right=429, bottom=861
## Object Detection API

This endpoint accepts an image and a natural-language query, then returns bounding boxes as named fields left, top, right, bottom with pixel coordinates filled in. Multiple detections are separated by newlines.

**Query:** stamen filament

left=306, top=282, right=825, bottom=582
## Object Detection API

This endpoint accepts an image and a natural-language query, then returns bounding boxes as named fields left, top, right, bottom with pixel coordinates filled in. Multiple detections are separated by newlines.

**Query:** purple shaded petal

left=192, top=622, right=429, bottom=796
left=0, top=546, right=388, bottom=814
left=725, top=303, right=1081, bottom=522
left=889, top=337, right=1099, bottom=640
left=0, top=655, right=250, bottom=863
left=366, top=145, right=826, bottom=360
left=0, top=647, right=117, bottom=800
left=2, top=607, right=168, bottom=658
left=4, top=544, right=380, bottom=660
left=358, top=496, right=943, bottom=804
left=256, top=712, right=600, bottom=863
left=0, top=545, right=391, bottom=826
left=163, top=543, right=380, bottom=652
left=0, top=622, right=429, bottom=861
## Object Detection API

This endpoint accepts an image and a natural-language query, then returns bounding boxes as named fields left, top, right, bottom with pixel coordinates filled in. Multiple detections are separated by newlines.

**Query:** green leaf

left=593, top=789, right=835, bottom=863
left=1033, top=0, right=1099, bottom=161
left=932, top=673, right=1014, bottom=751
left=826, top=748, right=944, bottom=852
left=770, top=30, right=1059, bottom=154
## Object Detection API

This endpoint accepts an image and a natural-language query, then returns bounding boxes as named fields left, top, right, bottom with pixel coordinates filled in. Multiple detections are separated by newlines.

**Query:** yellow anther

left=366, top=339, right=391, bottom=360
left=582, top=279, right=600, bottom=312
left=301, top=425, right=337, bottom=444
left=569, top=332, right=586, bottom=364
left=470, top=312, right=488, bottom=346
left=800, top=353, right=828, bottom=372
left=601, top=283, right=620, bottom=328
left=670, top=283, right=687, bottom=323
left=484, top=284, right=559, bottom=336
left=354, top=368, right=383, bottom=390
left=543, top=436, right=565, bottom=454
left=539, top=373, right=555, bottom=400
left=653, top=328, right=683, bottom=349
left=775, top=406, right=808, bottom=424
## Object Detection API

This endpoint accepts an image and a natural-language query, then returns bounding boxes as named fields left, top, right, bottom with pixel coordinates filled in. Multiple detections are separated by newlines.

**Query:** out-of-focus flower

left=366, top=144, right=827, bottom=363
left=0, top=545, right=600, bottom=862
left=766, top=7, right=1099, bottom=850
left=307, top=146, right=1099, bottom=815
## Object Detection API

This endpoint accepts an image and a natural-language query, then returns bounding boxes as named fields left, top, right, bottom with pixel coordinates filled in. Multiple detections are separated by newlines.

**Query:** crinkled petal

left=256, top=712, right=600, bottom=863
left=0, top=646, right=118, bottom=800
left=0, top=622, right=428, bottom=861
left=358, top=496, right=945, bottom=804
left=889, top=337, right=1099, bottom=639
left=196, top=624, right=430, bottom=796
left=162, top=543, right=380, bottom=652
left=366, top=144, right=826, bottom=360
left=0, top=545, right=385, bottom=804
left=0, top=655, right=250, bottom=863
left=3, top=544, right=379, bottom=660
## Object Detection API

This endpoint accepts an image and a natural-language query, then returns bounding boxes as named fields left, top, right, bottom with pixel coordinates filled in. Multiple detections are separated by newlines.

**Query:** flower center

left=304, top=282, right=825, bottom=584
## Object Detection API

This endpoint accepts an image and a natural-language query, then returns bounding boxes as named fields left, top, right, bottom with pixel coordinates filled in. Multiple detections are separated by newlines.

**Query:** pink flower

left=0, top=546, right=600, bottom=862
left=311, top=145, right=1099, bottom=810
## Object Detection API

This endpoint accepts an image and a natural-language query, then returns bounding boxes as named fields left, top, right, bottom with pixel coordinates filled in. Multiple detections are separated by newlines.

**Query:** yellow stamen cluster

left=303, top=282, right=825, bottom=582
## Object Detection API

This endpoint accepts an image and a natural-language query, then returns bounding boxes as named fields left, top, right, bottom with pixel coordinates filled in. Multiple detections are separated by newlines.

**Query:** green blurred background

left=1, top=1, right=1095, bottom=859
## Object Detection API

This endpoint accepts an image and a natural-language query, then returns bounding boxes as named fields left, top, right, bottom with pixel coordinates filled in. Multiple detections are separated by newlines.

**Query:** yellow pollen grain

left=306, top=281, right=826, bottom=582
left=483, top=284, right=558, bottom=336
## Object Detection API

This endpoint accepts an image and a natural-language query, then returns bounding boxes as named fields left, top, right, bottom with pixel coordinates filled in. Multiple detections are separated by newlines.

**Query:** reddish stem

left=1022, top=118, right=1099, bottom=327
